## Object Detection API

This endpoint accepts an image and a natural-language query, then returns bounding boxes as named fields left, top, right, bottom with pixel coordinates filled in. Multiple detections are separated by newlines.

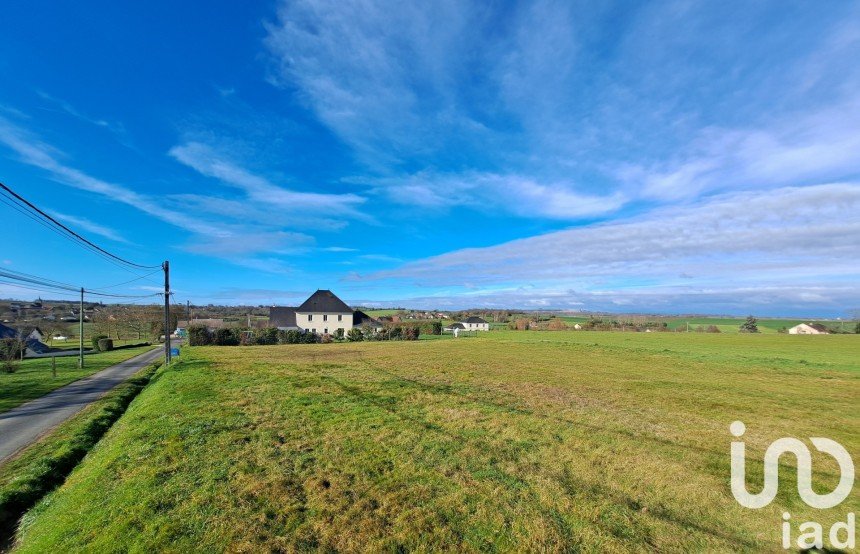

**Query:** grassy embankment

left=11, top=332, right=859, bottom=551
left=0, top=360, right=162, bottom=545
left=0, top=345, right=157, bottom=414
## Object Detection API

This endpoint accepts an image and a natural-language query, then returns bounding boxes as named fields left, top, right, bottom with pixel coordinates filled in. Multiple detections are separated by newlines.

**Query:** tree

left=855, top=321, right=860, bottom=334
left=1, top=338, right=25, bottom=373
left=739, top=315, right=759, bottom=333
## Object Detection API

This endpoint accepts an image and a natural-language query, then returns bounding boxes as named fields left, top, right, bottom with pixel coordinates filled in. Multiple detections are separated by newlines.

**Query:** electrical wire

left=0, top=181, right=162, bottom=270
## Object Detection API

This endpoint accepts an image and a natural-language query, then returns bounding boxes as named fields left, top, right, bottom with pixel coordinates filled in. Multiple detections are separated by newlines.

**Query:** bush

left=855, top=321, right=860, bottom=334
left=389, top=326, right=403, bottom=340
left=91, top=334, right=109, bottom=351
left=334, top=328, right=345, bottom=341
left=739, top=315, right=759, bottom=333
left=213, top=328, right=239, bottom=346
left=431, top=321, right=442, bottom=335
left=320, top=333, right=333, bottom=344
left=347, top=328, right=364, bottom=342
left=188, top=325, right=212, bottom=346
left=547, top=318, right=568, bottom=331
left=255, top=328, right=279, bottom=345
left=706, top=325, right=721, bottom=333
left=404, top=326, right=420, bottom=340
left=97, top=338, right=114, bottom=352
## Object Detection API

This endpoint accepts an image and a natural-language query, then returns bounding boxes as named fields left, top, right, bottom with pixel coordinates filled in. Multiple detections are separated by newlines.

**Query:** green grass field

left=0, top=345, right=157, bottom=414
left=556, top=315, right=849, bottom=333
left=11, top=332, right=858, bottom=552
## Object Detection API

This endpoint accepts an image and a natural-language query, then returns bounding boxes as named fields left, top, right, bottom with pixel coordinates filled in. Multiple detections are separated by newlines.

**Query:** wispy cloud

left=46, top=210, right=128, bottom=243
left=169, top=142, right=367, bottom=221
left=0, top=115, right=315, bottom=271
left=356, top=171, right=626, bottom=219
left=361, top=183, right=860, bottom=312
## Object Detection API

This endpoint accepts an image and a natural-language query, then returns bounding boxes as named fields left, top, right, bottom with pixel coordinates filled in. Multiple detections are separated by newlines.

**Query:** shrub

left=334, top=328, right=345, bottom=341
left=855, top=321, right=860, bottom=334
left=706, top=325, right=721, bottom=333
left=347, top=328, right=364, bottom=342
left=188, top=325, right=212, bottom=346
left=389, top=326, right=403, bottom=340
left=91, top=334, right=109, bottom=351
left=213, top=328, right=239, bottom=346
left=547, top=318, right=568, bottom=331
left=320, top=333, right=333, bottom=344
left=739, top=315, right=759, bottom=333
left=404, top=326, right=420, bottom=340
left=97, top=338, right=114, bottom=351
left=430, top=321, right=442, bottom=335
left=256, top=328, right=279, bottom=345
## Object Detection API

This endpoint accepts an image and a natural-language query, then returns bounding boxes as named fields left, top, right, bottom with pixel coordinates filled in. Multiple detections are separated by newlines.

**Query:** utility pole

left=163, top=260, right=171, bottom=365
left=186, top=300, right=190, bottom=326
left=79, top=287, right=84, bottom=368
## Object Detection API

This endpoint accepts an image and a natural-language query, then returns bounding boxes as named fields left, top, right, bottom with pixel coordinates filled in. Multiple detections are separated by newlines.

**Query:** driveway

left=0, top=347, right=164, bottom=463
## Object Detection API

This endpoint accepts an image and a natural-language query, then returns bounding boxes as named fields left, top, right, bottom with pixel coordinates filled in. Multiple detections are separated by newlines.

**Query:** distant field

left=0, top=345, right=157, bottom=414
left=13, top=332, right=858, bottom=551
left=557, top=315, right=849, bottom=333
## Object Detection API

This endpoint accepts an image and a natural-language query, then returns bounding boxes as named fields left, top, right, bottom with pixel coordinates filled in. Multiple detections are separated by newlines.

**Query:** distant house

left=462, top=316, right=490, bottom=331
left=26, top=327, right=44, bottom=342
left=0, top=323, right=51, bottom=355
left=0, top=322, right=15, bottom=340
left=788, top=323, right=830, bottom=335
left=269, top=290, right=381, bottom=335
left=444, top=317, right=489, bottom=333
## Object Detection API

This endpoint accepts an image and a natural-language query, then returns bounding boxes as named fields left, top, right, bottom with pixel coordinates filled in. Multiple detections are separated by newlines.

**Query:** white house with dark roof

left=269, top=290, right=381, bottom=336
left=444, top=316, right=489, bottom=333
left=788, top=323, right=830, bottom=335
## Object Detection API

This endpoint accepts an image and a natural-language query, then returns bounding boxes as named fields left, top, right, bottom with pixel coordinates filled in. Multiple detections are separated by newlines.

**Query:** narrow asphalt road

left=0, top=347, right=164, bottom=464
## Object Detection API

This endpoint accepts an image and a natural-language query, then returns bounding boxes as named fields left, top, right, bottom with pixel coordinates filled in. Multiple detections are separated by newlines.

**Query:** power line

left=0, top=269, right=159, bottom=299
left=90, top=268, right=164, bottom=291
left=0, top=181, right=161, bottom=270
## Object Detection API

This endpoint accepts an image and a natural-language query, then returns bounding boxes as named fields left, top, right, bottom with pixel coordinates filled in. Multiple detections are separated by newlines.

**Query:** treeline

left=507, top=317, right=723, bottom=333
left=187, top=323, right=431, bottom=347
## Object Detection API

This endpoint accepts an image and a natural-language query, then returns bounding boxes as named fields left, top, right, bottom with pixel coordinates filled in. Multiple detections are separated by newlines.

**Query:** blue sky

left=1, top=1, right=858, bottom=316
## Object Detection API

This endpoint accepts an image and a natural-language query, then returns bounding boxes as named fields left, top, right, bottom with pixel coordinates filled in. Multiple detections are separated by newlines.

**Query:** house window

left=338, top=314, right=342, bottom=321
left=308, top=314, right=313, bottom=321
left=323, top=314, right=328, bottom=322
left=324, top=328, right=328, bottom=334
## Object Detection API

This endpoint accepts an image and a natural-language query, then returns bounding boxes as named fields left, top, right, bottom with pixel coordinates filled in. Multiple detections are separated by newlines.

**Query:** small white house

left=788, top=323, right=829, bottom=335
left=460, top=317, right=489, bottom=331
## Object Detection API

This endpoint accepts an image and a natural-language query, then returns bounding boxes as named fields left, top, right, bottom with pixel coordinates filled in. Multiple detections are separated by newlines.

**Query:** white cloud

left=622, top=98, right=860, bottom=201
left=0, top=116, right=314, bottom=272
left=168, top=142, right=366, bottom=220
left=362, top=183, right=860, bottom=311
left=358, top=171, right=627, bottom=219
left=46, top=210, right=128, bottom=243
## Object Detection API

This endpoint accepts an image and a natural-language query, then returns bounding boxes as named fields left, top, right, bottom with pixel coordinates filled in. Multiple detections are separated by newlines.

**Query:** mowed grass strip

left=0, top=345, right=158, bottom=414
left=12, top=332, right=859, bottom=552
